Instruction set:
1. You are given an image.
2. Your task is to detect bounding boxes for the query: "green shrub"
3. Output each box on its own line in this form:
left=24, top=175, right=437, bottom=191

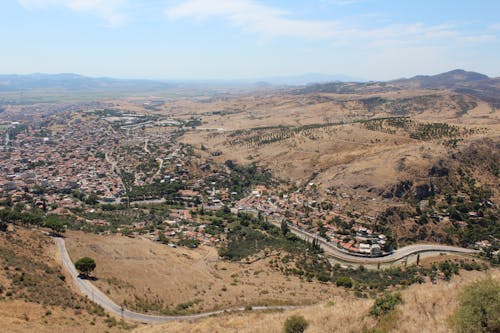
left=335, top=276, right=353, bottom=288
left=284, top=315, right=309, bottom=333
left=175, top=299, right=201, bottom=312
left=317, top=272, right=330, bottom=283
left=370, top=292, right=403, bottom=317
left=451, top=277, right=500, bottom=332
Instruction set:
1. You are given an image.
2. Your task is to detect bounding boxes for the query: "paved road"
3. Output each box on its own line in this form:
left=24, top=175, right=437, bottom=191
left=54, top=237, right=299, bottom=324
left=281, top=222, right=478, bottom=263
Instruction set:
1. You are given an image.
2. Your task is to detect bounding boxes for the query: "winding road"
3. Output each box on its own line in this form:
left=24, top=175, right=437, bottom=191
left=282, top=222, right=479, bottom=263
left=54, top=237, right=299, bottom=324
left=54, top=215, right=478, bottom=323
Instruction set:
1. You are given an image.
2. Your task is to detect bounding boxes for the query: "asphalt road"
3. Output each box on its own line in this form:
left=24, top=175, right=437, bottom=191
left=54, top=237, right=299, bottom=324
left=283, top=223, right=478, bottom=263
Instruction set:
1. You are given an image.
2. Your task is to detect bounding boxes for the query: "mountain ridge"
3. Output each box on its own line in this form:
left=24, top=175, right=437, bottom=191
left=0, top=73, right=172, bottom=92
left=391, top=69, right=491, bottom=89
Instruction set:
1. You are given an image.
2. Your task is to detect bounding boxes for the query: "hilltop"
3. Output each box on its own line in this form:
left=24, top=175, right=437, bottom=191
left=392, top=69, right=490, bottom=89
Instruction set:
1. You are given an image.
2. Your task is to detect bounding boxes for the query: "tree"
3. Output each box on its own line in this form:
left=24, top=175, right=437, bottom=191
left=451, top=277, right=500, bottom=333
left=85, top=192, right=99, bottom=205
left=44, top=218, right=66, bottom=236
left=281, top=220, right=290, bottom=236
left=75, top=257, right=96, bottom=277
left=284, top=315, right=309, bottom=333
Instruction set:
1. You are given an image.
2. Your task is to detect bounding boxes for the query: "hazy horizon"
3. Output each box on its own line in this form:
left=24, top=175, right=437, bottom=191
left=1, top=1, right=500, bottom=80
left=1, top=68, right=498, bottom=85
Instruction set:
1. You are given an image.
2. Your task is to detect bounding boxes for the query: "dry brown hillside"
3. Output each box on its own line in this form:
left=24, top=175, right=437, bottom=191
left=0, top=226, right=134, bottom=332
left=135, top=269, right=499, bottom=333
left=64, top=231, right=342, bottom=314
left=177, top=88, right=499, bottom=245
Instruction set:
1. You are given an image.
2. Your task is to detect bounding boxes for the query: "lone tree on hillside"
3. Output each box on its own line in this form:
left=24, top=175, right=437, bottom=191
left=75, top=257, right=96, bottom=278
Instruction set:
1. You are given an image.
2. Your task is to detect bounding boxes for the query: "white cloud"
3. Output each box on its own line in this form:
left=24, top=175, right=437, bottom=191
left=18, top=0, right=127, bottom=26
left=166, top=0, right=491, bottom=47
left=166, top=0, right=340, bottom=39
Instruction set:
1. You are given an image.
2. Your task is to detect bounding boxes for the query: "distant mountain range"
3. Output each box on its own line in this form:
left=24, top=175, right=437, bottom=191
left=1, top=70, right=499, bottom=106
left=0, top=72, right=365, bottom=92
left=295, top=69, right=500, bottom=107
left=0, top=73, right=172, bottom=92
left=255, top=73, right=365, bottom=85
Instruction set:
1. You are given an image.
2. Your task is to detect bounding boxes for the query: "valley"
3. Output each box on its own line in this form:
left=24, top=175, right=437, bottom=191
left=0, top=69, right=498, bottom=332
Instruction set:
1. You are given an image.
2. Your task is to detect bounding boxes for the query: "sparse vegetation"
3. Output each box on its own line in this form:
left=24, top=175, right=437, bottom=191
left=1, top=68, right=499, bottom=333
left=370, top=292, right=403, bottom=317
left=362, top=117, right=476, bottom=141
left=451, top=277, right=500, bottom=333
left=0, top=227, right=104, bottom=318
left=284, top=315, right=309, bottom=333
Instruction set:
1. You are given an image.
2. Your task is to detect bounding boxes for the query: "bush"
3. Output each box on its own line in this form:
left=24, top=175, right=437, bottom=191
left=451, top=277, right=500, bottom=332
left=175, top=299, right=201, bottom=312
left=370, top=292, right=403, bottom=317
left=284, top=315, right=309, bottom=333
left=335, top=276, right=353, bottom=288
left=317, top=272, right=331, bottom=283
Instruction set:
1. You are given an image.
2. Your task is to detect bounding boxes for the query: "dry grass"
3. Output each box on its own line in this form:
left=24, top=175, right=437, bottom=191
left=0, top=226, right=135, bottom=332
left=136, top=295, right=376, bottom=333
left=176, top=90, right=499, bottom=225
left=136, top=269, right=499, bottom=333
left=65, top=231, right=342, bottom=314
left=183, top=120, right=477, bottom=218
left=0, top=300, right=128, bottom=333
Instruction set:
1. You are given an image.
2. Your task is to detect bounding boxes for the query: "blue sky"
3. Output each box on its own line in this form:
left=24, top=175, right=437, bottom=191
left=1, top=0, right=499, bottom=80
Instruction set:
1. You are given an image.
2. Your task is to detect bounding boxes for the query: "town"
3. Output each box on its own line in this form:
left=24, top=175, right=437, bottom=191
left=1, top=107, right=393, bottom=256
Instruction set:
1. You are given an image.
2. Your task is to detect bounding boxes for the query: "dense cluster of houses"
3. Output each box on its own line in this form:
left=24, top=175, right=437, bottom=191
left=0, top=117, right=124, bottom=203
left=2, top=109, right=388, bottom=256
left=236, top=185, right=390, bottom=256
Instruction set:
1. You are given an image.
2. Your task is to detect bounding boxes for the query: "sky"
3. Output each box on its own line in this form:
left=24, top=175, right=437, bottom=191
left=1, top=0, right=499, bottom=81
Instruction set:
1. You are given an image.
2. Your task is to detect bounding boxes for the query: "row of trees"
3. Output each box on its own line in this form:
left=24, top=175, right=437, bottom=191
left=0, top=208, right=67, bottom=236
left=362, top=117, right=476, bottom=141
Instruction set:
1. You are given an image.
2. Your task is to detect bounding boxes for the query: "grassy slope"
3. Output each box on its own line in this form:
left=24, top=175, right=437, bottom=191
left=64, top=231, right=341, bottom=314
left=136, top=269, right=499, bottom=333
left=0, top=226, right=134, bottom=332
